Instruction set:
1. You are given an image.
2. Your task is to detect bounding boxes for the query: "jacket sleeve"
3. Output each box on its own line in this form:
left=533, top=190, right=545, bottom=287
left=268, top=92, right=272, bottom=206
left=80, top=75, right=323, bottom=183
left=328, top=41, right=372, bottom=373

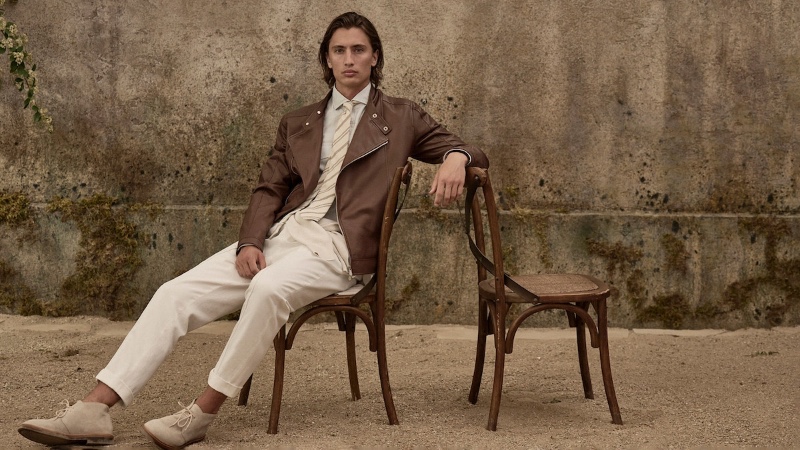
left=237, top=115, right=299, bottom=250
left=408, top=102, right=489, bottom=169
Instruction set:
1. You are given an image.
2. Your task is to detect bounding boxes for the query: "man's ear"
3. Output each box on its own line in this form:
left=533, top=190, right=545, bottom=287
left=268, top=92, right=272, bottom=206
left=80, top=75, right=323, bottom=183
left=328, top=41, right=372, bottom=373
left=326, top=54, right=332, bottom=68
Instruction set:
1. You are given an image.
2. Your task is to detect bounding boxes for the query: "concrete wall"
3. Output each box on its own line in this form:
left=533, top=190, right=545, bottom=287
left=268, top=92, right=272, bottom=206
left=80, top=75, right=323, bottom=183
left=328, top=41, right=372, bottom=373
left=1, top=1, right=798, bottom=328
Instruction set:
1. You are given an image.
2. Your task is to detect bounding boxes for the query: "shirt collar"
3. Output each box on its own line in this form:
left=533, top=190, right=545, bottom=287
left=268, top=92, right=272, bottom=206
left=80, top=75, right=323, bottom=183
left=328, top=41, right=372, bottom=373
left=331, top=84, right=371, bottom=110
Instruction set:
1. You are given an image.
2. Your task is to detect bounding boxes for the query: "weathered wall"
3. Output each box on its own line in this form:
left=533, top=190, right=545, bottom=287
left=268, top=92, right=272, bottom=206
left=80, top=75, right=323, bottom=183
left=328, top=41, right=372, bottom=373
left=1, top=1, right=798, bottom=328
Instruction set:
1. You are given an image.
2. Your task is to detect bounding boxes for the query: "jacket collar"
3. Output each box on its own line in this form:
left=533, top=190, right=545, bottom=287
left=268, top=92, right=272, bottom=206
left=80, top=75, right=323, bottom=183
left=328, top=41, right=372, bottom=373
left=343, top=87, right=391, bottom=167
left=288, top=87, right=392, bottom=186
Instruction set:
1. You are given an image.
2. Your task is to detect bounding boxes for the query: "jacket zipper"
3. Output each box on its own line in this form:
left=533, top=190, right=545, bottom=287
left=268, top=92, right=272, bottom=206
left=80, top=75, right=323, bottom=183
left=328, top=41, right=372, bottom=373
left=336, top=140, right=389, bottom=277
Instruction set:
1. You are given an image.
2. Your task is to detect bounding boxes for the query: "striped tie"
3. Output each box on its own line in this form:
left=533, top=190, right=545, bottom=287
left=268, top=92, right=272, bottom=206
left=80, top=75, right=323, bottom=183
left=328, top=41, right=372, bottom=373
left=298, top=100, right=355, bottom=221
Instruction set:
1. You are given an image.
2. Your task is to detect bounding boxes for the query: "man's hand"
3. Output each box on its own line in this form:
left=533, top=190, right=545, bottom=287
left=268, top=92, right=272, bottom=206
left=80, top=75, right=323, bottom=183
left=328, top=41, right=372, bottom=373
left=236, top=245, right=267, bottom=278
left=429, top=152, right=468, bottom=207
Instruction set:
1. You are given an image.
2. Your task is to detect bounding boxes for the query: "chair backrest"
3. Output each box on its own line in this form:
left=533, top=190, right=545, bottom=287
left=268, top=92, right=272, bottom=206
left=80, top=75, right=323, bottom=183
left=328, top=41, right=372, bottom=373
left=464, top=167, right=540, bottom=305
left=377, top=162, right=413, bottom=281
left=349, top=161, right=412, bottom=305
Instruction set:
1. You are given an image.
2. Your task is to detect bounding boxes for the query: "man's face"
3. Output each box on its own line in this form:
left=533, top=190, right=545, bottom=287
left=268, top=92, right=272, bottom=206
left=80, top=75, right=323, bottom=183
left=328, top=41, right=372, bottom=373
left=326, top=27, right=378, bottom=96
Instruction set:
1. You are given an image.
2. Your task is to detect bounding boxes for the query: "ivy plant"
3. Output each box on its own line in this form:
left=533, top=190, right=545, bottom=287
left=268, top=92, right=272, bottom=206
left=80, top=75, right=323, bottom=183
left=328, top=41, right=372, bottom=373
left=1, top=0, right=52, bottom=131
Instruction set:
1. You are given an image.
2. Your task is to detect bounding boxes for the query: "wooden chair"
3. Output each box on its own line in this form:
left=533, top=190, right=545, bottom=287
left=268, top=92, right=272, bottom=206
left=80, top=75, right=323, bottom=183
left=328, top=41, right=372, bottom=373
left=237, top=162, right=412, bottom=433
left=463, top=167, right=622, bottom=430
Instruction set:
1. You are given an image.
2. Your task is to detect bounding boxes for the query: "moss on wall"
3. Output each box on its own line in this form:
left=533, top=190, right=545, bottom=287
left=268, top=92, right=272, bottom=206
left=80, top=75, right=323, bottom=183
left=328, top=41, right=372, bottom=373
left=661, top=233, right=689, bottom=273
left=498, top=185, right=519, bottom=210
left=414, top=194, right=446, bottom=222
left=718, top=217, right=799, bottom=326
left=625, top=268, right=647, bottom=310
left=0, top=191, right=42, bottom=315
left=47, top=194, right=161, bottom=319
left=586, top=238, right=643, bottom=277
left=586, top=237, right=693, bottom=328
left=501, top=244, right=518, bottom=275
left=0, top=260, right=41, bottom=315
left=386, top=273, right=420, bottom=314
left=0, top=191, right=33, bottom=228
left=587, top=217, right=798, bottom=328
left=640, top=293, right=692, bottom=329
left=0, top=190, right=38, bottom=243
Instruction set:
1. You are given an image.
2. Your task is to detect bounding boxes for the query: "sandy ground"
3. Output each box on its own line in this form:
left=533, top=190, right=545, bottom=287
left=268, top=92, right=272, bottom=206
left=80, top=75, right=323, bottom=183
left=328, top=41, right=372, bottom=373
left=1, top=314, right=798, bottom=449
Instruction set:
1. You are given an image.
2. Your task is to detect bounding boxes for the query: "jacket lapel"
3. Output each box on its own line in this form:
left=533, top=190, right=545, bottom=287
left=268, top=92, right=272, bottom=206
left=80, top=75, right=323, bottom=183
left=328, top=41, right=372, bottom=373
left=287, top=95, right=330, bottom=190
left=288, top=89, right=391, bottom=185
left=343, top=88, right=390, bottom=168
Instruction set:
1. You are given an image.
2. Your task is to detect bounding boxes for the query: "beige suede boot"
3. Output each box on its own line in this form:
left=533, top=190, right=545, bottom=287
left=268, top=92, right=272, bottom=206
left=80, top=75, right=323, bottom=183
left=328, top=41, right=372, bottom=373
left=18, top=400, right=114, bottom=446
left=142, top=401, right=216, bottom=450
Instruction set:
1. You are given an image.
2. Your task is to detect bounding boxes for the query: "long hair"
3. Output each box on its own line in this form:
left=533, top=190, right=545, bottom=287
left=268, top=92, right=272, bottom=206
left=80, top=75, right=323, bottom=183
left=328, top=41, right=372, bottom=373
left=318, top=12, right=384, bottom=88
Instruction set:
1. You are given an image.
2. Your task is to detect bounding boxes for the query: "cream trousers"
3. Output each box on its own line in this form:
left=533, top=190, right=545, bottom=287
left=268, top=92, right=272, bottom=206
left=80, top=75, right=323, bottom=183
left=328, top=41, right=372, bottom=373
left=95, top=233, right=356, bottom=406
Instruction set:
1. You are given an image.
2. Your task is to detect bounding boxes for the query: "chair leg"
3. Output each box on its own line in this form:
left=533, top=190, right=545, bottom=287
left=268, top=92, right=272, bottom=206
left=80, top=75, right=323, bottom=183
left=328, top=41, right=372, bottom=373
left=487, top=314, right=506, bottom=431
left=468, top=298, right=489, bottom=404
left=574, top=305, right=594, bottom=399
left=268, top=326, right=287, bottom=434
left=596, top=300, right=623, bottom=425
left=373, top=311, right=399, bottom=425
left=370, top=302, right=400, bottom=425
left=238, top=374, right=253, bottom=406
left=344, top=312, right=361, bottom=401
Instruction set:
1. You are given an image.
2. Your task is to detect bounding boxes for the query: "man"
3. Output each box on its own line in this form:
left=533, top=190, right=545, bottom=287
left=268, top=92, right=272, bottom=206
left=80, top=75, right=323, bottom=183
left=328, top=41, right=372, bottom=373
left=19, top=11, right=489, bottom=449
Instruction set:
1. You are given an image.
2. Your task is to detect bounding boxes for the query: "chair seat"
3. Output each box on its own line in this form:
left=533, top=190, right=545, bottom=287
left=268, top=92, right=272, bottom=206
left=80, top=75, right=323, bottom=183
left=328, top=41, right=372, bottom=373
left=310, top=285, right=376, bottom=306
left=337, top=283, right=368, bottom=296
left=479, top=273, right=609, bottom=303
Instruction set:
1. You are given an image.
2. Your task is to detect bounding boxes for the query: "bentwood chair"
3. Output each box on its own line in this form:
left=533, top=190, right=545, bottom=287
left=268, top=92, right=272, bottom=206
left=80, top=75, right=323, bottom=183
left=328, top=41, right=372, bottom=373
left=463, top=167, right=623, bottom=430
left=237, top=162, right=412, bottom=434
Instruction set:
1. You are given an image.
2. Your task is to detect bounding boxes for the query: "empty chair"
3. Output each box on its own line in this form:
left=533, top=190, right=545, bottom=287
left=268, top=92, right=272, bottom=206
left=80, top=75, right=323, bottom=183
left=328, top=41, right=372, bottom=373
left=463, top=167, right=622, bottom=430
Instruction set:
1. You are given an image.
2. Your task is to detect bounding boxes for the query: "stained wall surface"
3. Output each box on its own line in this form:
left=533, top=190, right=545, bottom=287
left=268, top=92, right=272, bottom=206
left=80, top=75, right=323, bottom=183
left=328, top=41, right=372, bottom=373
left=1, top=1, right=798, bottom=328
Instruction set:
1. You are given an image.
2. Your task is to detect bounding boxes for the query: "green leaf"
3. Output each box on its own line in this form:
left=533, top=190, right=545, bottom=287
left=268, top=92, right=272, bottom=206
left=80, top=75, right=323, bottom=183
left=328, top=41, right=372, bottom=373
left=10, top=62, right=26, bottom=76
left=32, top=64, right=36, bottom=71
left=34, top=112, right=42, bottom=122
left=32, top=105, right=39, bottom=113
left=24, top=97, right=30, bottom=108
left=14, top=77, right=23, bottom=84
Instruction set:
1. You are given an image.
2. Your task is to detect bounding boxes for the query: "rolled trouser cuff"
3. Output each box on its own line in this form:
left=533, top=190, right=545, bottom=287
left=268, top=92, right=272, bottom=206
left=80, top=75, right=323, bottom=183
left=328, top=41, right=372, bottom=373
left=96, top=368, right=135, bottom=407
left=207, top=368, right=241, bottom=398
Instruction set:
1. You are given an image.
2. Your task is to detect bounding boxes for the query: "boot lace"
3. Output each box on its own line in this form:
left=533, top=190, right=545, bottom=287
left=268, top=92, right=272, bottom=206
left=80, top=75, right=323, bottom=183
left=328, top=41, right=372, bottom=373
left=54, top=400, right=72, bottom=419
left=169, top=401, right=196, bottom=429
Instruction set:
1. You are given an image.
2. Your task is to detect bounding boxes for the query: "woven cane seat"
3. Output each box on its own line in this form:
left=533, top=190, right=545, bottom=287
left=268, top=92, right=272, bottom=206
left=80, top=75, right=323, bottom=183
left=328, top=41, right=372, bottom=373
left=479, top=273, right=609, bottom=303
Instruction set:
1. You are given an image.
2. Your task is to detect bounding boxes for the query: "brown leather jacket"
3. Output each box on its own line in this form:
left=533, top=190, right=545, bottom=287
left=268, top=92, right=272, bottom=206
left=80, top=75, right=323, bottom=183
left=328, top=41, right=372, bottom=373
left=238, top=88, right=489, bottom=274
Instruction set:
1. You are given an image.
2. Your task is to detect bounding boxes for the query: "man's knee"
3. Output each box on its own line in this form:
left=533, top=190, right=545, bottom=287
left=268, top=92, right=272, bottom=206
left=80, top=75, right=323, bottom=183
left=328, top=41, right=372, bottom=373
left=153, top=278, right=182, bottom=301
left=145, top=277, right=193, bottom=314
